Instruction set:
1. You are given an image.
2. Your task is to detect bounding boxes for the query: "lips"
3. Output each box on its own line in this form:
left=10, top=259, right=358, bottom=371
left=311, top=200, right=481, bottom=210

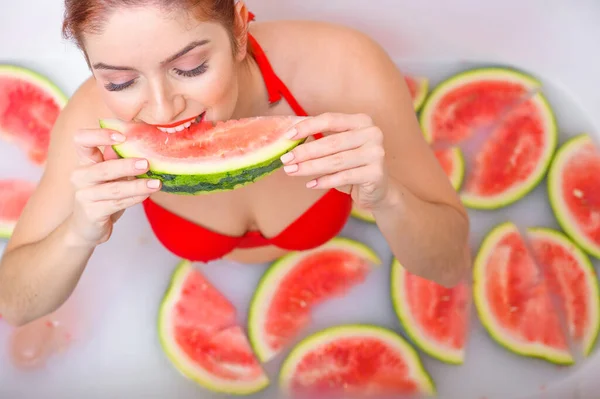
left=154, top=112, right=206, bottom=133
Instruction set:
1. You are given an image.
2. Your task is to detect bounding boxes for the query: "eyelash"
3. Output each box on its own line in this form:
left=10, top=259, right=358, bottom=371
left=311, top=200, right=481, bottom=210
left=104, top=62, right=209, bottom=92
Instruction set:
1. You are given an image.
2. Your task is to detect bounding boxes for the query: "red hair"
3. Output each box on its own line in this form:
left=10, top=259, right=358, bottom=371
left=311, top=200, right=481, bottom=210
left=62, top=0, right=251, bottom=55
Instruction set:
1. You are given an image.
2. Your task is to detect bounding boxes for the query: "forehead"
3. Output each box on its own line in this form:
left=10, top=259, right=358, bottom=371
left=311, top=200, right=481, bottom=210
left=83, top=6, right=229, bottom=64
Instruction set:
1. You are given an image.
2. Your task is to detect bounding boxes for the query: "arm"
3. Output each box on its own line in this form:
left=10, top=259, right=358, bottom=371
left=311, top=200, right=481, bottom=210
left=283, top=26, right=471, bottom=287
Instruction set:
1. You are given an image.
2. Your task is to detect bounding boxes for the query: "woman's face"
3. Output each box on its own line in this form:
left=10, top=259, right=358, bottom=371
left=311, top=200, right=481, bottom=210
left=83, top=5, right=245, bottom=132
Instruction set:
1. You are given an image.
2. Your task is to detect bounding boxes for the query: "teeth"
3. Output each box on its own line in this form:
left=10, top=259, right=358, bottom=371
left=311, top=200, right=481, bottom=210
left=157, top=116, right=201, bottom=134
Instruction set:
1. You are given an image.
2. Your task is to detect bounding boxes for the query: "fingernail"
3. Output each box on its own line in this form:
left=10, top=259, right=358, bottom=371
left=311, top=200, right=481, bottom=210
left=285, top=128, right=297, bottom=139
left=283, top=164, right=298, bottom=173
left=147, top=179, right=161, bottom=189
left=280, top=152, right=294, bottom=164
left=306, top=179, right=317, bottom=188
left=111, top=133, right=125, bottom=142
left=135, top=159, right=148, bottom=170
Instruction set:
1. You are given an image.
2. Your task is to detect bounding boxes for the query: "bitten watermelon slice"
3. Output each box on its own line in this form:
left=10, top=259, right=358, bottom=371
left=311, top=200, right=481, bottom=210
left=101, top=115, right=306, bottom=195
left=158, top=260, right=269, bottom=394
left=419, top=67, right=557, bottom=209
left=390, top=258, right=470, bottom=364
left=405, top=75, right=429, bottom=112
left=279, top=324, right=436, bottom=397
left=473, top=222, right=600, bottom=364
left=247, top=237, right=380, bottom=363
left=0, top=65, right=68, bottom=165
left=0, top=179, right=37, bottom=239
left=548, top=133, right=600, bottom=259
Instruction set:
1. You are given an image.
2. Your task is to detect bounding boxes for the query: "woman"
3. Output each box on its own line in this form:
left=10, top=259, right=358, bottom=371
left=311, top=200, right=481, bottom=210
left=0, top=0, right=470, bottom=326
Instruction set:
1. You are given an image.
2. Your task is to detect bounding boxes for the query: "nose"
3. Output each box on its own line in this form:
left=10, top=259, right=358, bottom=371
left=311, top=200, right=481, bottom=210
left=146, top=79, right=185, bottom=124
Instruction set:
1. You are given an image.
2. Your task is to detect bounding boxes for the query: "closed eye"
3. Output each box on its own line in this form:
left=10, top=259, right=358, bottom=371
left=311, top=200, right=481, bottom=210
left=104, top=79, right=136, bottom=92
left=174, top=62, right=208, bottom=77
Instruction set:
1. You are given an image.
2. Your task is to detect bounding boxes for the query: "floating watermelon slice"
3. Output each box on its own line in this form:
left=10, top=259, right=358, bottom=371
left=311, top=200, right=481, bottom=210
left=548, top=133, right=600, bottom=259
left=0, top=179, right=37, bottom=239
left=473, top=222, right=600, bottom=364
left=247, top=237, right=380, bottom=363
left=101, top=115, right=306, bottom=195
left=278, top=324, right=436, bottom=397
left=405, top=75, right=429, bottom=112
left=390, top=258, right=470, bottom=364
left=0, top=65, right=68, bottom=165
left=351, top=146, right=464, bottom=223
left=157, top=260, right=269, bottom=394
left=419, top=67, right=557, bottom=209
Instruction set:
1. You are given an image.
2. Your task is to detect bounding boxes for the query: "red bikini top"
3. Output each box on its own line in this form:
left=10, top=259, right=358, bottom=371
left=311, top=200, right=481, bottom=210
left=142, top=13, right=353, bottom=262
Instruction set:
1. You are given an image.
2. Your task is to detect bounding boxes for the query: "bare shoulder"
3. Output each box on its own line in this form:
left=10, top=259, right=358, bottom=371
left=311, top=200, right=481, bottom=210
left=249, top=20, right=403, bottom=114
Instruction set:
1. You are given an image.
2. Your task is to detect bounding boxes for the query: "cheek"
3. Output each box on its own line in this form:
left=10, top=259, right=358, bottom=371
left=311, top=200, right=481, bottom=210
left=188, top=59, right=239, bottom=117
left=96, top=83, right=142, bottom=122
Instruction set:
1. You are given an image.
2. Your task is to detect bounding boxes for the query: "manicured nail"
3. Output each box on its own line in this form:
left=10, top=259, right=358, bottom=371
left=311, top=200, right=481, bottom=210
left=135, top=159, right=148, bottom=170
left=283, top=164, right=298, bottom=173
left=111, top=133, right=125, bottom=142
left=147, top=179, right=161, bottom=189
left=306, top=179, right=317, bottom=188
left=280, top=152, right=295, bottom=164
left=285, top=128, right=297, bottom=139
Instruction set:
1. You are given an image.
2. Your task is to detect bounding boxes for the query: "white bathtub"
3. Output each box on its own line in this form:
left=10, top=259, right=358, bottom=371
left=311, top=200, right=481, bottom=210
left=1, top=1, right=599, bottom=398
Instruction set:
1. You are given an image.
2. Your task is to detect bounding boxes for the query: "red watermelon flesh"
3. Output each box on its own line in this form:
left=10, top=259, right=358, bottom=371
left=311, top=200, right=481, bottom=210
left=463, top=99, right=549, bottom=198
left=0, top=179, right=37, bottom=238
left=0, top=66, right=67, bottom=165
left=264, top=250, right=371, bottom=353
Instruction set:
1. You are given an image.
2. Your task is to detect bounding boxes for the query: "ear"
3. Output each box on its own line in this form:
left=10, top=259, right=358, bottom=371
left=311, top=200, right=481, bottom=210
left=233, top=1, right=249, bottom=61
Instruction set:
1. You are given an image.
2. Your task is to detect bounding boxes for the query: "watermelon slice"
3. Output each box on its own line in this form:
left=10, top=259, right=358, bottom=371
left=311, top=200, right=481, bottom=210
left=548, top=133, right=600, bottom=259
left=247, top=237, right=380, bottom=363
left=351, top=146, right=464, bottom=223
left=157, top=260, right=269, bottom=394
left=101, top=115, right=307, bottom=194
left=405, top=75, right=429, bottom=112
left=390, top=257, right=470, bottom=364
left=0, top=65, right=68, bottom=165
left=419, top=67, right=557, bottom=209
left=473, top=222, right=600, bottom=364
left=0, top=179, right=37, bottom=239
left=278, top=324, right=436, bottom=397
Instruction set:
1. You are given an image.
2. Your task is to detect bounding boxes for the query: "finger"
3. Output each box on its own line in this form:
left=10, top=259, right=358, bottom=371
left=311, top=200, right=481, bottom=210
left=87, top=194, right=151, bottom=220
left=284, top=147, right=369, bottom=177
left=73, top=128, right=126, bottom=165
left=71, top=158, right=150, bottom=188
left=306, top=165, right=380, bottom=190
left=281, top=128, right=373, bottom=165
left=286, top=112, right=374, bottom=140
left=77, top=178, right=161, bottom=202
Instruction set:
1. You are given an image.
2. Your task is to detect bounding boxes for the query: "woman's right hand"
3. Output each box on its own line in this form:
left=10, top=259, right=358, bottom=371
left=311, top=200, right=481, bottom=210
left=68, top=128, right=162, bottom=246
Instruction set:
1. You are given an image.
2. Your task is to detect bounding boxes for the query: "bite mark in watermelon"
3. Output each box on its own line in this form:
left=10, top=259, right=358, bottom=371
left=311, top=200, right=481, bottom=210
left=101, top=116, right=307, bottom=195
left=247, top=237, right=381, bottom=363
left=158, top=260, right=269, bottom=394
left=419, top=67, right=557, bottom=209
left=0, top=65, right=68, bottom=165
left=473, top=222, right=600, bottom=364
left=548, top=133, right=600, bottom=259
left=0, top=179, right=37, bottom=239
left=390, top=258, right=470, bottom=365
left=404, top=75, right=429, bottom=112
left=278, top=324, right=436, bottom=397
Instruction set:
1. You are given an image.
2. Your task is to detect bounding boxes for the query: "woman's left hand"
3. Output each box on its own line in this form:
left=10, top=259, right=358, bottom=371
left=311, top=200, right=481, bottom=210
left=280, top=112, right=392, bottom=209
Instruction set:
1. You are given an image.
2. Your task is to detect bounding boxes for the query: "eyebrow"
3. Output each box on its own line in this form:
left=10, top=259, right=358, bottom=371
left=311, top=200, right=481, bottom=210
left=92, top=39, right=210, bottom=71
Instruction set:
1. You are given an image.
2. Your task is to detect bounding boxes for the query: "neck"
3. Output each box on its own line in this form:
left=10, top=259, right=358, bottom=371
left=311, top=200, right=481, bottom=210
left=230, top=55, right=271, bottom=119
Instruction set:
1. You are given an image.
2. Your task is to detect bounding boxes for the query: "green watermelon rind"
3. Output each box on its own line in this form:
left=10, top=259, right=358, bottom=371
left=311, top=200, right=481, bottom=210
left=0, top=64, right=69, bottom=109
left=473, top=221, right=599, bottom=365
left=418, top=66, right=542, bottom=144
left=278, top=324, right=436, bottom=397
left=390, top=258, right=465, bottom=365
left=157, top=260, right=270, bottom=395
left=350, top=146, right=465, bottom=224
left=100, top=118, right=307, bottom=195
left=460, top=92, right=558, bottom=210
left=247, top=237, right=381, bottom=363
left=526, top=226, right=600, bottom=357
left=0, top=224, right=14, bottom=239
left=412, top=76, right=429, bottom=112
left=547, top=133, right=600, bottom=260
